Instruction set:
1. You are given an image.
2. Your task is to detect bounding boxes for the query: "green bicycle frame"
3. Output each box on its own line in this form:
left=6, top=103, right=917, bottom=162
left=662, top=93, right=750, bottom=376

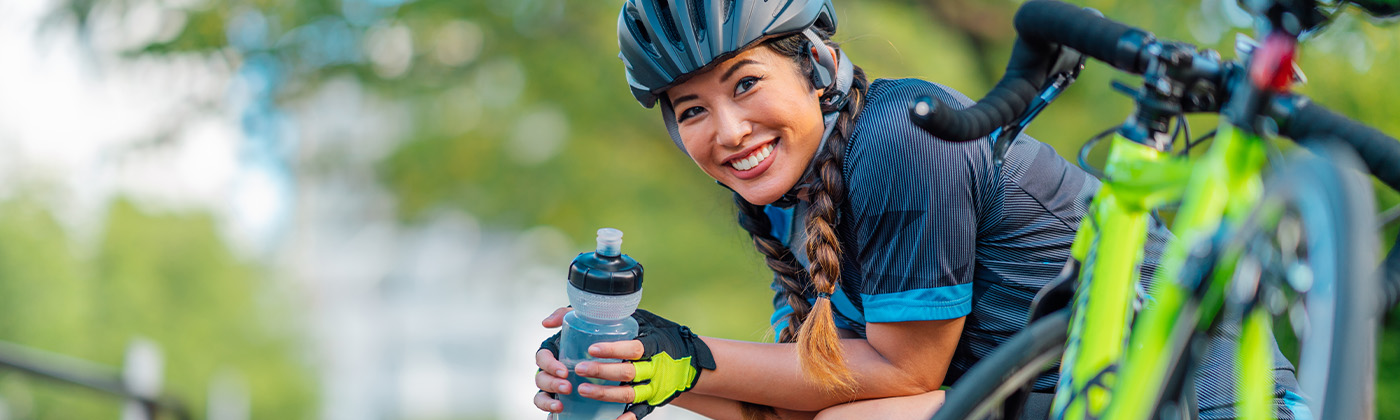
left=1053, top=121, right=1278, bottom=420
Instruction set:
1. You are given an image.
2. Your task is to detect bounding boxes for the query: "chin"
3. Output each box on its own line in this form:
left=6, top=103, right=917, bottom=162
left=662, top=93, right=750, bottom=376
left=734, top=187, right=784, bottom=206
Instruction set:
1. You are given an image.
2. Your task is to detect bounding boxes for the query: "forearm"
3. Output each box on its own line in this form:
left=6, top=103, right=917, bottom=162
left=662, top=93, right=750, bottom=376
left=671, top=393, right=818, bottom=420
left=691, top=336, right=940, bottom=412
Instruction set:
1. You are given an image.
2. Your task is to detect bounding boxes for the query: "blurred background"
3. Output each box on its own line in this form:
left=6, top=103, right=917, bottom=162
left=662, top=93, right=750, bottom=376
left=0, top=0, right=1397, bottom=418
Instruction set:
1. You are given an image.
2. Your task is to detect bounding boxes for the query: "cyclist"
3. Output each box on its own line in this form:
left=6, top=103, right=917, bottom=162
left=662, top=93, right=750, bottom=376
left=533, top=1, right=1305, bottom=418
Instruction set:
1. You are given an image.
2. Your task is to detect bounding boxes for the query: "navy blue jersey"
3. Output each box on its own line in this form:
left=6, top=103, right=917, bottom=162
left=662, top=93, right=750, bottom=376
left=767, top=78, right=1307, bottom=419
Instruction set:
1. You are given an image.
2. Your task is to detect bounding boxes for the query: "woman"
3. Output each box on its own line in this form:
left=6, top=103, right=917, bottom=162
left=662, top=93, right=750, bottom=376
left=533, top=1, right=1304, bottom=419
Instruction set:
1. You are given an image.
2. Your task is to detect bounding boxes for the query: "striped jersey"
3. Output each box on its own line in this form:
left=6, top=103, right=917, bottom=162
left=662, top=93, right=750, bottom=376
left=766, top=78, right=1307, bottom=419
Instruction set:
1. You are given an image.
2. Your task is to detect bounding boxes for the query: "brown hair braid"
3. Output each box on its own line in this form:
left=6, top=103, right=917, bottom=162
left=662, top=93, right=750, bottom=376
left=733, top=29, right=869, bottom=409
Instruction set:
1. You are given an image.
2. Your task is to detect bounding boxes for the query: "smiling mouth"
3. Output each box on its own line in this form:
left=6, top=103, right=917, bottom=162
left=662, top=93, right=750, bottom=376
left=729, top=142, right=775, bottom=171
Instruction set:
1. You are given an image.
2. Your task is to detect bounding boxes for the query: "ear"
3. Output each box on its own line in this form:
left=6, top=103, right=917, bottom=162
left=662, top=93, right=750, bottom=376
left=802, top=29, right=838, bottom=89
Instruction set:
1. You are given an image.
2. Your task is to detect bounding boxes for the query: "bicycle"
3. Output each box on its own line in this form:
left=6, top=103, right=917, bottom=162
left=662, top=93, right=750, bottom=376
left=903, top=0, right=1400, bottom=418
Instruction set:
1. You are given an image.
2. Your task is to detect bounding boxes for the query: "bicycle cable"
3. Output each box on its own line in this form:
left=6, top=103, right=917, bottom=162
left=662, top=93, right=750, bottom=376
left=1180, top=129, right=1218, bottom=157
left=1078, top=126, right=1117, bottom=181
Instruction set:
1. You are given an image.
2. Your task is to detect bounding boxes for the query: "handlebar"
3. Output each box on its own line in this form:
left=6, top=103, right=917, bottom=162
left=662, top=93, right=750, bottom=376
left=912, top=1, right=1400, bottom=190
left=907, top=39, right=1050, bottom=141
left=1272, top=95, right=1400, bottom=189
left=911, top=0, right=1400, bottom=310
left=1012, top=0, right=1154, bottom=74
left=908, top=1, right=1153, bottom=141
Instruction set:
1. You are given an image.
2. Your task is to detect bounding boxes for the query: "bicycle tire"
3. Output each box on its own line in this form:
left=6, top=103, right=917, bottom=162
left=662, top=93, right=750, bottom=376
left=931, top=310, right=1069, bottom=420
left=1232, top=144, right=1378, bottom=419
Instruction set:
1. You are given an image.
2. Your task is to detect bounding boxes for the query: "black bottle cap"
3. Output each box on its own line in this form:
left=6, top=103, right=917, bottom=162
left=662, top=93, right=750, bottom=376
left=568, top=252, right=643, bottom=295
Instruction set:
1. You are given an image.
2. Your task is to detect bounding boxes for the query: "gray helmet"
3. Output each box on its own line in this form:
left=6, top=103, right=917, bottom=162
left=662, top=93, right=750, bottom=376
left=617, top=0, right=838, bottom=108
left=617, top=0, right=853, bottom=158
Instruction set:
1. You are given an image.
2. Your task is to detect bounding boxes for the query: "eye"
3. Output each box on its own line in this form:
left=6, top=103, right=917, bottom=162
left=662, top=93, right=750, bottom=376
left=677, top=106, right=705, bottom=123
left=734, top=76, right=761, bottom=96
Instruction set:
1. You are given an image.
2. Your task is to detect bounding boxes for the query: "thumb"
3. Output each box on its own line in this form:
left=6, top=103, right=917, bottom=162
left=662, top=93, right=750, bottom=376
left=542, top=307, right=572, bottom=328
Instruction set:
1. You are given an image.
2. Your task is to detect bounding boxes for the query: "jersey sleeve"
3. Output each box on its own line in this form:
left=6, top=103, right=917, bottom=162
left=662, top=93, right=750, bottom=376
left=843, top=80, right=983, bottom=323
left=769, top=280, right=858, bottom=341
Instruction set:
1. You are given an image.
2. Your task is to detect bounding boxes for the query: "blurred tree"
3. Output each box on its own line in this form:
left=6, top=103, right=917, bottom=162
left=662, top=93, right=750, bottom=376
left=34, top=0, right=1400, bottom=417
left=0, top=195, right=314, bottom=418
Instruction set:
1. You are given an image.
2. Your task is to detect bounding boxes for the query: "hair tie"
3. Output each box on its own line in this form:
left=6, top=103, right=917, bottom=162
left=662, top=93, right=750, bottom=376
left=816, top=291, right=832, bottom=299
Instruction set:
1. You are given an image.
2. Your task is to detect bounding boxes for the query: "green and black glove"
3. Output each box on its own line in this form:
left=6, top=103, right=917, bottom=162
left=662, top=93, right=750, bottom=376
left=535, top=309, right=716, bottom=419
left=624, top=309, right=716, bottom=419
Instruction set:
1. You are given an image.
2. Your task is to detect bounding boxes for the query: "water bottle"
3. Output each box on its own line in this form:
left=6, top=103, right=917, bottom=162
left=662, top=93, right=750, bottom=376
left=553, top=228, right=643, bottom=420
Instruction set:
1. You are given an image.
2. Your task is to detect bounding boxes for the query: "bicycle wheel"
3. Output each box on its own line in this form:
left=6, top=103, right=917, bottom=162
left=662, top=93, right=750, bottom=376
left=931, top=310, right=1069, bottom=420
left=1230, top=144, right=1378, bottom=419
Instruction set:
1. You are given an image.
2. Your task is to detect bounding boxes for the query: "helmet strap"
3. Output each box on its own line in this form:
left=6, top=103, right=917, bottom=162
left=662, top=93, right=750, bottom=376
left=775, top=46, right=852, bottom=208
left=661, top=97, right=687, bottom=153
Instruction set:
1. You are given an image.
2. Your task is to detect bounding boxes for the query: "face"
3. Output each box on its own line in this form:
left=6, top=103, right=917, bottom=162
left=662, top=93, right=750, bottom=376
left=665, top=46, right=825, bottom=206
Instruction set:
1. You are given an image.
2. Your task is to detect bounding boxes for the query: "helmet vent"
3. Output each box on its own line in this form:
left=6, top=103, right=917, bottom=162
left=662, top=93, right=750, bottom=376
left=688, top=0, right=707, bottom=42
left=723, top=0, right=734, bottom=23
left=655, top=0, right=685, bottom=51
left=626, top=8, right=660, bottom=57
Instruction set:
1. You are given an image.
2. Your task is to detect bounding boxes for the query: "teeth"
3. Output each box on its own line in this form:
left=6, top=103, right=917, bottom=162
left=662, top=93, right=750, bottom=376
left=730, top=143, right=773, bottom=171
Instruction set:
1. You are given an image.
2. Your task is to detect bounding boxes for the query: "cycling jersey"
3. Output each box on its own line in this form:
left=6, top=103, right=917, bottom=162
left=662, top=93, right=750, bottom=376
left=768, top=78, right=1307, bottom=419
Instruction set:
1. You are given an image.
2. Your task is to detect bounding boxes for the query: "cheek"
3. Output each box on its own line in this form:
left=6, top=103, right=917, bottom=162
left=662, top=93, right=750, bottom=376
left=677, top=128, right=707, bottom=159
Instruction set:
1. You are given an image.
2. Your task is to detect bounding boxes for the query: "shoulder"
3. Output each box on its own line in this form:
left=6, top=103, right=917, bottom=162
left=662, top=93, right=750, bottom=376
left=843, top=79, right=991, bottom=207
left=859, top=78, right=977, bottom=119
left=846, top=78, right=986, bottom=164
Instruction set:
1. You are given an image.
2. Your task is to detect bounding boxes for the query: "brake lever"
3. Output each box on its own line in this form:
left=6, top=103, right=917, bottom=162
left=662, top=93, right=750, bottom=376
left=991, top=44, right=1087, bottom=166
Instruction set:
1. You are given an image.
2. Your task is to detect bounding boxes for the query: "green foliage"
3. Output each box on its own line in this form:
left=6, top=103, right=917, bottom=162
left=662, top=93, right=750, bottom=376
left=35, top=0, right=1400, bottom=417
left=0, top=196, right=314, bottom=418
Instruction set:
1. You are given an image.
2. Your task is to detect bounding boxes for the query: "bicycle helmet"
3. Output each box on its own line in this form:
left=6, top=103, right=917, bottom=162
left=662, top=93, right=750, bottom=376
left=617, top=0, right=854, bottom=155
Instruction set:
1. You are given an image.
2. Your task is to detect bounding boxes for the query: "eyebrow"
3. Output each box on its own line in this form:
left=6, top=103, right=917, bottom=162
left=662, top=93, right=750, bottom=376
left=671, top=93, right=699, bottom=107
left=671, top=59, right=760, bottom=107
left=720, top=59, right=759, bottom=82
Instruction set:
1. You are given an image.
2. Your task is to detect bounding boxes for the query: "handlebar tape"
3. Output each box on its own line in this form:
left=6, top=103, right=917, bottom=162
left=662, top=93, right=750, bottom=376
left=1013, top=0, right=1153, bottom=74
left=1280, top=98, right=1400, bottom=192
left=908, top=39, right=1044, bottom=141
left=909, top=0, right=1154, bottom=141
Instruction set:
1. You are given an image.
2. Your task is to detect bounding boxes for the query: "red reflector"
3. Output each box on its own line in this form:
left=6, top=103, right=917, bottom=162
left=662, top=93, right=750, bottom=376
left=1249, top=32, right=1298, bottom=92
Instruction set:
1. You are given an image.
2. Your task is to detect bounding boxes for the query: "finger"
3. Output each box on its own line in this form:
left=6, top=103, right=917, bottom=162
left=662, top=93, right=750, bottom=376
left=632, top=381, right=658, bottom=404
left=588, top=340, right=645, bottom=360
left=535, top=370, right=572, bottom=395
left=542, top=307, right=572, bottom=328
left=575, top=360, right=638, bottom=382
left=535, top=349, right=569, bottom=378
left=533, top=390, right=564, bottom=413
left=576, top=382, right=637, bottom=404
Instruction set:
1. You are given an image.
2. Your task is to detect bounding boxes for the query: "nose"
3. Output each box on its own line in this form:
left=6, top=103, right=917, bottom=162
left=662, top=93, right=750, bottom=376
left=713, top=107, right=752, bottom=148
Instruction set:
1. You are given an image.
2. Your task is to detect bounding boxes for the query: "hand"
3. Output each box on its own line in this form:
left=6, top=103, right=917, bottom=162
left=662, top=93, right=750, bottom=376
left=533, top=307, right=573, bottom=414
left=534, top=307, right=652, bottom=419
left=534, top=309, right=715, bottom=419
left=577, top=310, right=717, bottom=419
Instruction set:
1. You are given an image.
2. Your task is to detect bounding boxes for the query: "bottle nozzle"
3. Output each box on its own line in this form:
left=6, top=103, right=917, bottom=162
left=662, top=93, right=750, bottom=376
left=595, top=228, right=624, bottom=257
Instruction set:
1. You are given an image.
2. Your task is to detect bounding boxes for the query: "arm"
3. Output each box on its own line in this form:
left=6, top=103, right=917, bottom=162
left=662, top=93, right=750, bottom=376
left=537, top=320, right=963, bottom=417
left=669, top=393, right=818, bottom=420
left=571, top=316, right=963, bottom=413
left=687, top=317, right=964, bottom=411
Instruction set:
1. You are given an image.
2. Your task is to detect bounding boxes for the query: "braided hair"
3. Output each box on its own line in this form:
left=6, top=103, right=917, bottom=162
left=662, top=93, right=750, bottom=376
left=733, top=29, right=869, bottom=407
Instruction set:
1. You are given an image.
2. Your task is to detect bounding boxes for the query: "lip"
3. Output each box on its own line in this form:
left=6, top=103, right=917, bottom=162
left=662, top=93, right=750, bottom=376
left=727, top=139, right=778, bottom=180
left=722, top=139, right=778, bottom=164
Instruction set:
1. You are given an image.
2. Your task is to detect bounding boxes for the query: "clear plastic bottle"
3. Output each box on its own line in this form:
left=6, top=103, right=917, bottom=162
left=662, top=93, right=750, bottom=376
left=553, top=228, right=643, bottom=420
